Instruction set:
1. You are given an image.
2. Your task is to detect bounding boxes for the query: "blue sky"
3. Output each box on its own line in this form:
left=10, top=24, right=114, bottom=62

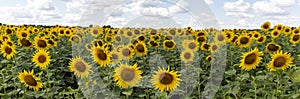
left=0, top=0, right=299, bottom=29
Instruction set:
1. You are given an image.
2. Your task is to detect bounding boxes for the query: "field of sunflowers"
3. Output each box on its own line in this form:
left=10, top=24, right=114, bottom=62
left=1, top=21, right=300, bottom=98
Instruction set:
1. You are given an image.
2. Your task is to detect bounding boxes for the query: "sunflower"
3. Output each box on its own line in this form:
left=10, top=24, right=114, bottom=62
left=68, top=56, right=91, bottom=78
left=92, top=40, right=104, bottom=47
left=206, top=55, right=212, bottom=63
left=293, top=28, right=300, bottom=34
left=114, top=35, right=122, bottom=43
left=58, top=28, right=65, bottom=36
left=18, top=70, right=43, bottom=91
left=151, top=66, right=181, bottom=92
left=256, top=35, right=266, bottom=44
left=34, top=37, right=49, bottom=50
left=150, top=35, right=161, bottom=41
left=148, top=40, right=160, bottom=48
left=18, top=38, right=33, bottom=49
left=163, top=40, right=176, bottom=50
left=90, top=27, right=100, bottom=37
left=119, top=45, right=134, bottom=60
left=239, top=48, right=263, bottom=71
left=200, top=43, right=210, bottom=51
left=113, top=63, right=142, bottom=88
left=0, top=43, right=17, bottom=60
left=237, top=35, right=252, bottom=48
left=0, top=34, right=11, bottom=41
left=182, top=40, right=199, bottom=52
left=85, top=44, right=92, bottom=51
left=111, top=50, right=121, bottom=63
left=32, top=50, right=51, bottom=69
left=283, top=26, right=292, bottom=35
left=267, top=51, right=293, bottom=71
left=271, top=29, right=281, bottom=38
left=274, top=24, right=283, bottom=31
left=265, top=42, right=281, bottom=53
left=168, top=29, right=177, bottom=36
left=210, top=43, right=220, bottom=53
left=214, top=33, right=225, bottom=43
left=17, top=31, right=30, bottom=39
left=124, top=30, right=134, bottom=39
left=69, top=35, right=82, bottom=44
left=289, top=33, right=300, bottom=44
left=92, top=46, right=111, bottom=67
left=64, top=28, right=73, bottom=36
left=224, top=31, right=234, bottom=43
left=252, top=31, right=261, bottom=40
left=196, top=36, right=206, bottom=43
left=261, top=21, right=271, bottom=31
left=47, top=39, right=57, bottom=48
left=180, top=50, right=194, bottom=63
left=134, top=41, right=148, bottom=56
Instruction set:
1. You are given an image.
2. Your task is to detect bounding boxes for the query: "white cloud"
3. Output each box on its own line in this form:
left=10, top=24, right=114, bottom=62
left=204, top=0, right=214, bottom=5
left=252, top=1, right=287, bottom=15
left=225, top=12, right=254, bottom=18
left=271, top=0, right=295, bottom=7
left=224, top=0, right=251, bottom=12
left=142, top=7, right=170, bottom=17
left=168, top=0, right=188, bottom=14
left=299, top=0, right=300, bottom=5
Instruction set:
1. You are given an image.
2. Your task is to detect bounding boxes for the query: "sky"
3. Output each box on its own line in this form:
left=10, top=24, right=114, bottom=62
left=0, top=0, right=300, bottom=29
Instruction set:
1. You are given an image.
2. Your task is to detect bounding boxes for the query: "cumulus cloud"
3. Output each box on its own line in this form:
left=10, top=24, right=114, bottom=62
left=252, top=0, right=289, bottom=15
left=224, top=0, right=251, bottom=12
left=271, top=0, right=295, bottom=7
left=168, top=0, right=188, bottom=14
left=204, top=0, right=214, bottom=5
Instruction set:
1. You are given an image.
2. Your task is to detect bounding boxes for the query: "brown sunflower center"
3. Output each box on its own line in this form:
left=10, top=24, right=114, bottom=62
left=292, top=35, right=300, bottom=41
left=170, top=30, right=176, bottom=36
left=37, top=40, right=47, bottom=48
left=285, top=29, right=290, bottom=33
left=122, top=48, right=131, bottom=56
left=203, top=44, right=210, bottom=50
left=217, top=35, right=224, bottom=41
left=257, top=37, right=264, bottom=42
left=136, top=44, right=145, bottom=52
left=24, top=75, right=38, bottom=86
left=267, top=44, right=279, bottom=51
left=197, top=37, right=206, bottom=42
left=4, top=46, right=12, bottom=54
left=38, top=55, right=47, bottom=63
left=93, top=29, right=98, bottom=35
left=165, top=41, right=174, bottom=48
left=97, top=49, right=107, bottom=60
left=212, top=45, right=218, bottom=51
left=127, top=31, right=132, bottom=36
left=138, top=36, right=145, bottom=41
left=188, top=42, right=196, bottom=50
left=121, top=68, right=135, bottom=81
left=112, top=53, right=118, bottom=60
left=21, top=39, right=32, bottom=47
left=74, top=61, right=86, bottom=72
left=262, top=24, right=269, bottom=29
left=254, top=34, right=259, bottom=38
left=22, top=33, right=28, bottom=37
left=240, top=37, right=249, bottom=44
left=184, top=52, right=191, bottom=59
left=159, top=73, right=173, bottom=85
left=273, top=57, right=286, bottom=67
left=273, top=31, right=278, bottom=36
left=245, top=53, right=257, bottom=64
left=294, top=29, right=299, bottom=34
left=115, top=36, right=121, bottom=42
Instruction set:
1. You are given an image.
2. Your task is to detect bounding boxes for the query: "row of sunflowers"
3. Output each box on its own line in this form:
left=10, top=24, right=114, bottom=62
left=1, top=22, right=300, bottom=98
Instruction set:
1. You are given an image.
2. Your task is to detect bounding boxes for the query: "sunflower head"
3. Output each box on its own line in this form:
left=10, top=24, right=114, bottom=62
left=69, top=56, right=91, bottom=78
left=92, top=46, right=111, bottom=67
left=257, top=35, right=266, bottom=44
left=271, top=29, right=281, bottom=38
left=32, top=50, right=51, bottom=69
left=151, top=66, right=181, bottom=92
left=34, top=37, right=49, bottom=50
left=180, top=50, right=195, bottom=63
left=119, top=45, right=134, bottom=60
left=267, top=51, right=293, bottom=71
left=265, top=42, right=281, bottom=53
left=148, top=40, right=159, bottom=48
left=261, top=21, right=271, bottom=31
left=239, top=47, right=263, bottom=71
left=18, top=70, right=43, bottom=91
left=289, top=34, right=300, bottom=44
left=163, top=40, right=176, bottom=50
left=0, top=43, right=17, bottom=60
left=113, top=63, right=142, bottom=88
left=18, top=38, right=33, bottom=49
left=237, top=35, right=252, bottom=48
left=134, top=41, right=148, bottom=56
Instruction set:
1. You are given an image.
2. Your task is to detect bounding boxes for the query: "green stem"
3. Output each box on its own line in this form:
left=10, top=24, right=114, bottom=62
left=276, top=74, right=280, bottom=97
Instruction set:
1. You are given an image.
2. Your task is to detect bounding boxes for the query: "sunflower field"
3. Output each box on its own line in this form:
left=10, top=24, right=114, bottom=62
left=1, top=21, right=300, bottom=99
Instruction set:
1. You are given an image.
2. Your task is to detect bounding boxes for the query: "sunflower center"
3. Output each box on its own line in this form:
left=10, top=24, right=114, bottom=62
left=170, top=30, right=176, bottom=36
left=188, top=42, right=196, bottom=49
left=97, top=49, right=107, bottom=60
left=285, top=29, right=290, bottom=32
left=38, top=55, right=47, bottom=63
left=245, top=53, right=257, bottom=64
left=159, top=73, right=173, bottom=85
left=240, top=37, right=249, bottom=44
left=93, top=30, right=98, bottom=35
left=4, top=46, right=12, bottom=54
left=273, top=31, right=278, bottom=36
left=293, top=35, right=300, bottom=41
left=165, top=41, right=174, bottom=48
left=217, top=35, right=224, bottom=41
left=37, top=40, right=47, bottom=48
left=197, top=37, right=206, bottom=42
left=267, top=44, right=279, bottom=51
left=134, top=30, right=140, bottom=35
left=136, top=44, right=145, bottom=52
left=198, top=32, right=205, bottom=36
left=75, top=61, right=86, bottom=72
left=184, top=52, right=191, bottom=59
left=127, top=31, right=132, bottom=36
left=258, top=37, right=264, bottom=42
left=48, top=40, right=54, bottom=45
left=294, top=29, right=299, bottom=34
left=112, top=53, right=118, bottom=60
left=263, top=24, right=269, bottom=29
left=24, top=75, right=37, bottom=86
left=122, top=48, right=131, bottom=56
left=203, top=44, right=210, bottom=49
left=254, top=34, right=259, bottom=38
left=22, top=33, right=28, bottom=37
left=115, top=36, right=121, bottom=41
left=277, top=26, right=282, bottom=30
left=138, top=36, right=145, bottom=41
left=121, top=68, right=135, bottom=81
left=6, top=29, right=12, bottom=34
left=273, top=57, right=286, bottom=67
left=212, top=45, right=218, bottom=51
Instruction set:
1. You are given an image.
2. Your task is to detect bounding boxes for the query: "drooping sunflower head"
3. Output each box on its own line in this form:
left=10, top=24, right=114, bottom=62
left=265, top=42, right=281, bottom=53
left=261, top=21, right=271, bottom=31
left=113, top=63, right=142, bottom=88
left=163, top=40, right=176, bottom=50
left=92, top=46, right=111, bottom=67
left=0, top=43, right=17, bottom=60
left=18, top=38, right=33, bottom=49
left=180, top=49, right=195, bottom=63
left=200, top=43, right=210, bottom=51
left=151, top=66, right=181, bottom=92
left=134, top=41, right=148, bottom=56
left=68, top=56, right=91, bottom=78
left=239, top=47, right=263, bottom=71
left=18, top=70, right=43, bottom=92
left=32, top=49, right=51, bottom=69
left=148, top=40, right=160, bottom=48
left=196, top=36, right=207, bottom=43
left=267, top=51, right=293, bottom=71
